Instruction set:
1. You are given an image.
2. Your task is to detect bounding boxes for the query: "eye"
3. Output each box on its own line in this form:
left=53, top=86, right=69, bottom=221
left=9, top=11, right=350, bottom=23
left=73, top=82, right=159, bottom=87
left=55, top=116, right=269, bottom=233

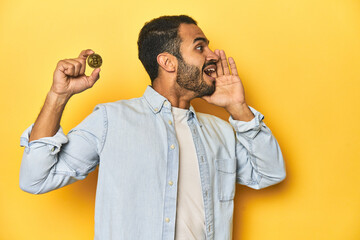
left=196, top=45, right=203, bottom=52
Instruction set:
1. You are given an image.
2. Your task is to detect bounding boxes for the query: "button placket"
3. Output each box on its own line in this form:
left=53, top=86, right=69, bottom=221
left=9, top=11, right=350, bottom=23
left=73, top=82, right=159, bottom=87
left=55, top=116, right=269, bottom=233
left=187, top=118, right=214, bottom=239
left=161, top=109, right=178, bottom=239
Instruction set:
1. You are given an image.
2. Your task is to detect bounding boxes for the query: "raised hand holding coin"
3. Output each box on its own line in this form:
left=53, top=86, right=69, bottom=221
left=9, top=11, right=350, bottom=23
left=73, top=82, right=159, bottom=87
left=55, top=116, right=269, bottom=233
left=51, top=49, right=101, bottom=98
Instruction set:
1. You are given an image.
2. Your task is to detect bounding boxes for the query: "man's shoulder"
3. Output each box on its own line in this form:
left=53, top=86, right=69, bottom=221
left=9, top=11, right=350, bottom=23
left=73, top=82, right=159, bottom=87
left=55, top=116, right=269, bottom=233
left=96, top=96, right=145, bottom=111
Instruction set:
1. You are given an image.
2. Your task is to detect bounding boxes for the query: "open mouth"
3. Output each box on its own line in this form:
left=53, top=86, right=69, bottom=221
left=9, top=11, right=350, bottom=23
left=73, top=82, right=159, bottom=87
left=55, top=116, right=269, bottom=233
left=204, top=66, right=216, bottom=77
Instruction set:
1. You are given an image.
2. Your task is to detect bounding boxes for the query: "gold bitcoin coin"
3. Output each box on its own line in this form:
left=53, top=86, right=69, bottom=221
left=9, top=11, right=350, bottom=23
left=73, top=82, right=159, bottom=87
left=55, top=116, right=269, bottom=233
left=87, top=53, right=102, bottom=68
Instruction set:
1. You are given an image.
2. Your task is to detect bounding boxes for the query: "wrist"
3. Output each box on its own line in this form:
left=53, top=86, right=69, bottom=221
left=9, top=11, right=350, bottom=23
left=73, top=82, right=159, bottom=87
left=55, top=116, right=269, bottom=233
left=48, top=90, right=71, bottom=104
left=45, top=90, right=71, bottom=111
left=226, top=102, right=255, bottom=122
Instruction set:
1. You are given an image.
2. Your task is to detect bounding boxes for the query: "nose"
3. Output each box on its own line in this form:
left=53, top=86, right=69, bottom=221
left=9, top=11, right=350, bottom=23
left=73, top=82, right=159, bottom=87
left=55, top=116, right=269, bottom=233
left=206, top=49, right=219, bottom=62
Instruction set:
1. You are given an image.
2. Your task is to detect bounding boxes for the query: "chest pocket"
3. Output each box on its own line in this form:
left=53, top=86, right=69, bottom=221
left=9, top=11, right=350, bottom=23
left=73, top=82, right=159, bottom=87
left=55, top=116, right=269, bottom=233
left=215, top=158, right=236, bottom=201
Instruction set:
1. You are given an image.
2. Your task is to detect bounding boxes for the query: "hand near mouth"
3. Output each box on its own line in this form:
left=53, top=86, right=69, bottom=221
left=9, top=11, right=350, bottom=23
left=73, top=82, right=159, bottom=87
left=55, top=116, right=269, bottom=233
left=202, top=49, right=255, bottom=121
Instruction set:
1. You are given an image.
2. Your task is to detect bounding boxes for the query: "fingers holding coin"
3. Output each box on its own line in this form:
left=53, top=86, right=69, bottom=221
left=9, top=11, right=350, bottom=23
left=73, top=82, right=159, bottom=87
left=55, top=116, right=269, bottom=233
left=58, top=49, right=102, bottom=77
left=76, top=49, right=102, bottom=68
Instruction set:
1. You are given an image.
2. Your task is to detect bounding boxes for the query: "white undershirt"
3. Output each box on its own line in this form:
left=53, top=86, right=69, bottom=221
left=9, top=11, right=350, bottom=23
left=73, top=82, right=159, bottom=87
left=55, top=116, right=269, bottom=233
left=172, top=107, right=206, bottom=240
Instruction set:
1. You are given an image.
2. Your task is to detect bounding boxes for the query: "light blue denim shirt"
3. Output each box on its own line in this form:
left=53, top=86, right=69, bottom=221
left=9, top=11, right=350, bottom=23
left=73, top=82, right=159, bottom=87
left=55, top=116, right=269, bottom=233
left=20, top=86, right=286, bottom=240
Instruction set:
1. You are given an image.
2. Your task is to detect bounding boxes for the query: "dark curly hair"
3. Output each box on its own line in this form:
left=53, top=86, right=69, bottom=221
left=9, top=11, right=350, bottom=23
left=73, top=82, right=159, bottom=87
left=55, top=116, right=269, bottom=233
left=137, top=15, right=197, bottom=83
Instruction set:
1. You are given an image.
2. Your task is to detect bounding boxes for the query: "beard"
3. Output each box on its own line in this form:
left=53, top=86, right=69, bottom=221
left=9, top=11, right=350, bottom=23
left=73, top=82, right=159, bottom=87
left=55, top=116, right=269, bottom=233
left=176, top=58, right=215, bottom=97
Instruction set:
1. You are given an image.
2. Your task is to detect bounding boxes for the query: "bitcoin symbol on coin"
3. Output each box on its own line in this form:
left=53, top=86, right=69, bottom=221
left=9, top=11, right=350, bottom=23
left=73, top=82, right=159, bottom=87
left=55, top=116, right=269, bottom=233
left=87, top=53, right=102, bottom=68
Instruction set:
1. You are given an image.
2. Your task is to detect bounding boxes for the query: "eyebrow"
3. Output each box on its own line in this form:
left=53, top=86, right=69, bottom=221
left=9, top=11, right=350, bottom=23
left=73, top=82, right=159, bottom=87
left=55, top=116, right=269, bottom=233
left=193, top=37, right=209, bottom=45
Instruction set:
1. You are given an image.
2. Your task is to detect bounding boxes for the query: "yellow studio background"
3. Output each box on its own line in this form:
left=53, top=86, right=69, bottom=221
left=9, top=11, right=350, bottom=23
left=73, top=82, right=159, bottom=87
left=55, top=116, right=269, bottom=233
left=1, top=0, right=359, bottom=239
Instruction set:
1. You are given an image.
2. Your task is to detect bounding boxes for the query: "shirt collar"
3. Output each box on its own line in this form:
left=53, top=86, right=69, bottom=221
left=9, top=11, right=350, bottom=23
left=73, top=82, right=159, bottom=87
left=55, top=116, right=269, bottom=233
left=143, top=86, right=203, bottom=127
left=143, top=85, right=168, bottom=113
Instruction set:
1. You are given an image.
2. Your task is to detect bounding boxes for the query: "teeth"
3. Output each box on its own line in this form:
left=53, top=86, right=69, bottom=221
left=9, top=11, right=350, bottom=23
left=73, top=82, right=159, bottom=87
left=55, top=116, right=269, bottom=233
left=204, top=68, right=216, bottom=76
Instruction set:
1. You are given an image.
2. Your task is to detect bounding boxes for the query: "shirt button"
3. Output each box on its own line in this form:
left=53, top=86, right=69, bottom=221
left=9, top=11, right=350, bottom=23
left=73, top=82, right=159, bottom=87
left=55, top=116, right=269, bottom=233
left=168, top=181, right=173, bottom=186
left=164, top=102, right=168, bottom=106
left=165, top=218, right=170, bottom=223
left=154, top=108, right=159, bottom=112
left=168, top=120, right=172, bottom=125
left=51, top=146, right=55, bottom=152
left=170, top=144, right=175, bottom=149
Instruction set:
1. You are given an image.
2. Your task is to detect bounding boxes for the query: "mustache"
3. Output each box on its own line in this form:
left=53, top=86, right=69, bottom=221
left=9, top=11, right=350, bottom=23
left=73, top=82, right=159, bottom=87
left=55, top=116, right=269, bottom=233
left=202, top=60, right=217, bottom=72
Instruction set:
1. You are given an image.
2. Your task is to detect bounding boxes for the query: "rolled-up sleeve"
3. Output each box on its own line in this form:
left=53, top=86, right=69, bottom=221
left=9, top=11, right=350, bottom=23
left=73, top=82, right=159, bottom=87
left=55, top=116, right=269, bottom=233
left=229, top=106, right=286, bottom=189
left=19, top=104, right=107, bottom=194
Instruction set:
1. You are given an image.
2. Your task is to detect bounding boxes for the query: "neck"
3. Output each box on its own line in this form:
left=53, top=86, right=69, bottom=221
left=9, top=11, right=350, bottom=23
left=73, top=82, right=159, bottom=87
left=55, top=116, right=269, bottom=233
left=152, top=78, right=196, bottom=109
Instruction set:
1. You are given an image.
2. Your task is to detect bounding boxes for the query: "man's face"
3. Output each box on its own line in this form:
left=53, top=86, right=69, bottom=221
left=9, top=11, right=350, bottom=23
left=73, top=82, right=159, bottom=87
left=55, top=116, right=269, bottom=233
left=176, top=24, right=219, bottom=97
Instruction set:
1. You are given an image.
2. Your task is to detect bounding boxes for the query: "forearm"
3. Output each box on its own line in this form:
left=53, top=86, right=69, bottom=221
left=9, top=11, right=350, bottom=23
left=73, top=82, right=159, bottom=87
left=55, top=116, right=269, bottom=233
left=231, top=106, right=286, bottom=189
left=245, top=127, right=285, bottom=183
left=29, top=91, right=71, bottom=142
left=236, top=133, right=286, bottom=189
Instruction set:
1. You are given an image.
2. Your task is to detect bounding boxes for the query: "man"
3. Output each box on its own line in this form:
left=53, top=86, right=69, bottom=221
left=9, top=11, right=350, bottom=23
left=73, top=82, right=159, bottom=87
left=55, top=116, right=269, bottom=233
left=20, top=15, right=286, bottom=240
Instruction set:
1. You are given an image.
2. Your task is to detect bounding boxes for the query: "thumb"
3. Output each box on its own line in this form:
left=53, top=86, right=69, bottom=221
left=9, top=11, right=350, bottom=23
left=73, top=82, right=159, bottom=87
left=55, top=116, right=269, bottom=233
left=86, top=68, right=101, bottom=87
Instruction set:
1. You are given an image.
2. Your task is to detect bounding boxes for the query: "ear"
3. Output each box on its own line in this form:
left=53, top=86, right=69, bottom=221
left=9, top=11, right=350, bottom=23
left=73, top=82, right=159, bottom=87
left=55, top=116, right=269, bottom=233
left=157, top=53, right=177, bottom=73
